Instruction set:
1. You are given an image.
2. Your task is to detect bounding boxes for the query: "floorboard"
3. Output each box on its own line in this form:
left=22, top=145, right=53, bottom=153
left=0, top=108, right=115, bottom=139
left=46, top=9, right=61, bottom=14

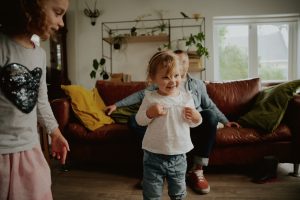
left=51, top=162, right=300, bottom=200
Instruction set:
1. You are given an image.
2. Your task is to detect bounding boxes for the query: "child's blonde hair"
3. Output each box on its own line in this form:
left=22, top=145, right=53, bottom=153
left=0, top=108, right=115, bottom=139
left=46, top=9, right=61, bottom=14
left=147, top=50, right=179, bottom=83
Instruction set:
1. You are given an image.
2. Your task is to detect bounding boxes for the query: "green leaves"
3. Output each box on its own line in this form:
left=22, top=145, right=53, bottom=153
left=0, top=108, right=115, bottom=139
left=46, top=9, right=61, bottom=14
left=90, top=58, right=108, bottom=79
left=185, top=32, right=209, bottom=58
left=93, top=59, right=99, bottom=70
left=90, top=70, right=96, bottom=78
left=99, top=58, right=106, bottom=65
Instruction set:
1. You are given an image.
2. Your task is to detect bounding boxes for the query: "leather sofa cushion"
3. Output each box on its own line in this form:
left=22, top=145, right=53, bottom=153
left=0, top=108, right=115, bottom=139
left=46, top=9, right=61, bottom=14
left=96, top=80, right=147, bottom=105
left=214, top=124, right=291, bottom=147
left=67, top=123, right=136, bottom=143
left=206, top=78, right=260, bottom=121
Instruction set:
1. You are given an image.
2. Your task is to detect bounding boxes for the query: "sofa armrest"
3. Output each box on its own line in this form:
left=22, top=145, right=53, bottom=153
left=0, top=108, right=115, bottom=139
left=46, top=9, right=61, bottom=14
left=284, top=95, right=300, bottom=132
left=50, top=98, right=71, bottom=136
left=284, top=95, right=300, bottom=162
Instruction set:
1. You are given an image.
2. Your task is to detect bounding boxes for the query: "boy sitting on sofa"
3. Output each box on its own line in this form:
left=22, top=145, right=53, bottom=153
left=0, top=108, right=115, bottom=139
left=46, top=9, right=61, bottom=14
left=106, top=50, right=240, bottom=194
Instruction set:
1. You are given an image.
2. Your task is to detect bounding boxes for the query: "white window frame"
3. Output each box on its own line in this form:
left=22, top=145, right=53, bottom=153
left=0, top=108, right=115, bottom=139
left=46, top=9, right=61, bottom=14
left=213, top=14, right=300, bottom=82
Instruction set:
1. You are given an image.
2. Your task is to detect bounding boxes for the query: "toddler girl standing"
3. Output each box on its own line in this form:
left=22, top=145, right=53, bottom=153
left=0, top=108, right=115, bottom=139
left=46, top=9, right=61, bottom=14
left=135, top=50, right=202, bottom=200
left=0, top=0, right=70, bottom=199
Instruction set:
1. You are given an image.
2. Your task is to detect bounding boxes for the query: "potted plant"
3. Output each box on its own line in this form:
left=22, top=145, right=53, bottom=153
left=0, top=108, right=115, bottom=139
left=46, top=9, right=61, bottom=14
left=104, top=28, right=126, bottom=50
left=130, top=26, right=137, bottom=36
left=182, top=32, right=209, bottom=71
left=158, top=21, right=168, bottom=34
left=112, top=35, right=126, bottom=50
left=176, top=38, right=188, bottom=51
left=152, top=9, right=169, bottom=35
left=90, top=58, right=109, bottom=80
left=131, top=13, right=152, bottom=36
left=185, top=32, right=209, bottom=58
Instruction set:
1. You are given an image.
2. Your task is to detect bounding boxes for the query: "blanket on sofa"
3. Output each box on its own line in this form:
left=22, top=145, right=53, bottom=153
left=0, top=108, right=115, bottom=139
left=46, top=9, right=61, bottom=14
left=238, top=79, right=300, bottom=132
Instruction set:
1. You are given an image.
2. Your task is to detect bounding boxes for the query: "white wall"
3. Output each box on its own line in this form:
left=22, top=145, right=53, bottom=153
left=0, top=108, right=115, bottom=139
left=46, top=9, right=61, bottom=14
left=66, top=0, right=300, bottom=88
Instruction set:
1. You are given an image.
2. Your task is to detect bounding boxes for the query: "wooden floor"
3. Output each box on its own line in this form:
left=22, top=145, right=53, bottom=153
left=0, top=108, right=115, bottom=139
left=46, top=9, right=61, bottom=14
left=51, top=162, right=300, bottom=200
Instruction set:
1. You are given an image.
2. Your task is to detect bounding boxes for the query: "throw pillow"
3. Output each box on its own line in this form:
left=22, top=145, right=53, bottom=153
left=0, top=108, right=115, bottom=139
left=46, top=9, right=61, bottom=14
left=238, top=80, right=300, bottom=132
left=61, top=85, right=114, bottom=131
left=110, top=103, right=140, bottom=124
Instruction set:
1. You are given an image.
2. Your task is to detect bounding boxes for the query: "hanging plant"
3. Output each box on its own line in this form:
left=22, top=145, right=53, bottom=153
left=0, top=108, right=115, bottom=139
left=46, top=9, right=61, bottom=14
left=90, top=58, right=109, bottom=80
left=131, top=13, right=152, bottom=36
left=112, top=35, right=126, bottom=50
left=153, top=9, right=169, bottom=35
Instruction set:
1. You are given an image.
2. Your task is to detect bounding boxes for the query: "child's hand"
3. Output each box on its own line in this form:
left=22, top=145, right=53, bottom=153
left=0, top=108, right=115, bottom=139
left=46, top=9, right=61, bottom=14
left=105, top=104, right=117, bottom=115
left=146, top=103, right=167, bottom=119
left=225, top=121, right=241, bottom=128
left=50, top=128, right=70, bottom=164
left=183, top=107, right=202, bottom=124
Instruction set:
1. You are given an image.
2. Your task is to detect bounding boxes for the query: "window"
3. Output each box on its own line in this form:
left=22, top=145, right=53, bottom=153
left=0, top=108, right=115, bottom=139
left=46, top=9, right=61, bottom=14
left=213, top=14, right=299, bottom=83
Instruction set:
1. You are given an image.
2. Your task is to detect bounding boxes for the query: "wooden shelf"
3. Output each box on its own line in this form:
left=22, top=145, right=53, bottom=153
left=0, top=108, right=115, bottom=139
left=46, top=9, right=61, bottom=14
left=103, top=35, right=169, bottom=44
left=101, top=18, right=206, bottom=79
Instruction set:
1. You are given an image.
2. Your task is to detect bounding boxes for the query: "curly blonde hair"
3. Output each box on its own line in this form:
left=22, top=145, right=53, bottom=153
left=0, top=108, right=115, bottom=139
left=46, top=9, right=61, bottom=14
left=147, top=50, right=179, bottom=83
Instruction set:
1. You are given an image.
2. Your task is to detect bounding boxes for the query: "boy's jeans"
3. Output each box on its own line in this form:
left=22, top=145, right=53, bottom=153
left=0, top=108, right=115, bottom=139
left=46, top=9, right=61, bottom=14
left=143, top=150, right=187, bottom=200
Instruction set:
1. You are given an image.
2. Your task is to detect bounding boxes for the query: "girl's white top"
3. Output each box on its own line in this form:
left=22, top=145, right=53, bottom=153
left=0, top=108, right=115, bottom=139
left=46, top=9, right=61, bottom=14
left=136, top=90, right=202, bottom=155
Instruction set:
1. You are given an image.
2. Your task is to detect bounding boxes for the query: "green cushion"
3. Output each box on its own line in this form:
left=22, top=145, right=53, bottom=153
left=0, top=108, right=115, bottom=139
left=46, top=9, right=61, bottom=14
left=110, top=103, right=140, bottom=124
left=238, top=80, right=300, bottom=132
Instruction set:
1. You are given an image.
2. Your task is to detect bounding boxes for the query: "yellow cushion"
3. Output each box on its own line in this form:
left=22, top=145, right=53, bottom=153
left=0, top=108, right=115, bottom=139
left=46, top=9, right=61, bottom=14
left=61, top=85, right=114, bottom=131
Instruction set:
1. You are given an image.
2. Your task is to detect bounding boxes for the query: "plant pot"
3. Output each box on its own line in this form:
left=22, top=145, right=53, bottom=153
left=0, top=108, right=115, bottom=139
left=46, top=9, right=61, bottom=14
left=177, top=39, right=188, bottom=51
left=131, top=27, right=137, bottom=36
left=188, top=45, right=197, bottom=52
left=113, top=43, right=121, bottom=50
left=188, top=56, right=205, bottom=72
left=131, top=31, right=137, bottom=36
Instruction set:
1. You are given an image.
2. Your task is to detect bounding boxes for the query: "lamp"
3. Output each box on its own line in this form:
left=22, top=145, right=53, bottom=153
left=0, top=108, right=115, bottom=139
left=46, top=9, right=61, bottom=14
left=84, top=0, right=103, bottom=26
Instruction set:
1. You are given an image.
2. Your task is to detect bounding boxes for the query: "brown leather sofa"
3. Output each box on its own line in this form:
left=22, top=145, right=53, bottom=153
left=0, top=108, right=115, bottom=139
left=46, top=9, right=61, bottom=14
left=50, top=78, right=300, bottom=175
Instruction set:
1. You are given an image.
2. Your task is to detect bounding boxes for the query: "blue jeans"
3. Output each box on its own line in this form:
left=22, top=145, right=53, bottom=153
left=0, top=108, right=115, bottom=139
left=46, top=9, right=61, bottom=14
left=143, top=150, right=187, bottom=200
left=128, top=114, right=147, bottom=140
left=189, top=109, right=218, bottom=166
